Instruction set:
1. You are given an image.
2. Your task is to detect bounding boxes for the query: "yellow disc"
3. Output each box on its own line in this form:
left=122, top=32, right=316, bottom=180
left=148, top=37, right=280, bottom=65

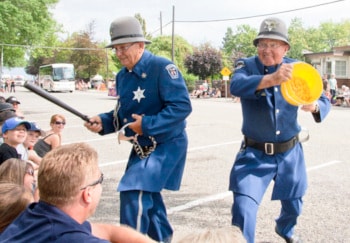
left=281, top=62, right=323, bottom=106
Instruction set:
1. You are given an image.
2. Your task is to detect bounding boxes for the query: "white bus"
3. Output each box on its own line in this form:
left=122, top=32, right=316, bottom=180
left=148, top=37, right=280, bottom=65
left=38, top=63, right=75, bottom=92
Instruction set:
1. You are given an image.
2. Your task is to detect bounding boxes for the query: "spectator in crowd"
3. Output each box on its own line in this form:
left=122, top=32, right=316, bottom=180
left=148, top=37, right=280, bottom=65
left=5, top=96, right=24, bottom=118
left=229, top=17, right=331, bottom=243
left=177, top=226, right=246, bottom=243
left=10, top=79, right=15, bottom=93
left=0, top=182, right=34, bottom=233
left=5, top=79, right=10, bottom=92
left=0, top=102, right=16, bottom=129
left=0, top=103, right=17, bottom=147
left=0, top=142, right=155, bottom=243
left=322, top=74, right=331, bottom=101
left=328, top=74, right=337, bottom=100
left=22, top=122, right=44, bottom=166
left=209, top=88, right=222, bottom=98
left=0, top=102, right=29, bottom=162
left=0, top=81, right=5, bottom=93
left=342, top=85, right=350, bottom=107
left=0, top=158, right=37, bottom=200
left=0, top=96, right=6, bottom=103
left=0, top=117, right=31, bottom=165
left=191, top=88, right=202, bottom=98
left=335, top=85, right=350, bottom=107
left=84, top=16, right=192, bottom=242
left=202, top=80, right=209, bottom=97
left=34, top=114, right=65, bottom=157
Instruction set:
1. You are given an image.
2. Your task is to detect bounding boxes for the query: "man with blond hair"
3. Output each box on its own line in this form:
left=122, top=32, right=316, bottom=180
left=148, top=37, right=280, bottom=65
left=0, top=143, right=154, bottom=242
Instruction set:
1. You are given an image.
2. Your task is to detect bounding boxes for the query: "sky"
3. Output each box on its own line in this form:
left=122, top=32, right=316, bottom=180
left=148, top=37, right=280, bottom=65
left=51, top=0, right=350, bottom=48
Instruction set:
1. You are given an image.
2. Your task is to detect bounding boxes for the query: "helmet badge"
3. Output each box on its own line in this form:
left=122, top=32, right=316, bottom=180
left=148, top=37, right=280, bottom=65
left=264, top=20, right=279, bottom=32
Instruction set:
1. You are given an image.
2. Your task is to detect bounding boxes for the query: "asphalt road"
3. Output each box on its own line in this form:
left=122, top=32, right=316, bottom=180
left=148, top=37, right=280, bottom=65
left=13, top=86, right=350, bottom=243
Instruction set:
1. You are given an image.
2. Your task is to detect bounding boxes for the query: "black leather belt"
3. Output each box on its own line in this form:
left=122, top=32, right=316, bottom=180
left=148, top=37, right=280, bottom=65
left=244, top=135, right=299, bottom=155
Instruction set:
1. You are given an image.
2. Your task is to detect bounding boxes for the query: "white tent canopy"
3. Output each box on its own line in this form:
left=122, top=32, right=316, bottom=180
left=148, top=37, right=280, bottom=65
left=91, top=74, right=103, bottom=81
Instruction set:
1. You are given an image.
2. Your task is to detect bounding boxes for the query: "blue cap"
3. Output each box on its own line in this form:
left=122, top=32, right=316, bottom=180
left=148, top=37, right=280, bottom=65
left=28, top=122, right=45, bottom=136
left=2, top=117, right=31, bottom=134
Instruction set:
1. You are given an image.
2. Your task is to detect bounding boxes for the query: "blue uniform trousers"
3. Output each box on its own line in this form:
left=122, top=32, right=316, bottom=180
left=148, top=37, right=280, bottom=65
left=232, top=193, right=302, bottom=243
left=120, top=190, right=173, bottom=242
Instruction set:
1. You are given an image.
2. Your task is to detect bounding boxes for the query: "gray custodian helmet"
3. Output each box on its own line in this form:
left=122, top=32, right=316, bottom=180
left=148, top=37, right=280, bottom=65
left=106, top=16, right=151, bottom=48
left=253, top=17, right=290, bottom=47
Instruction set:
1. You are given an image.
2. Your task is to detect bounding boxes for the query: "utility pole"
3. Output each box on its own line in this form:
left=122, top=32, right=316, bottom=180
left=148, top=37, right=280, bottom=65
left=171, top=6, right=175, bottom=62
left=0, top=45, right=3, bottom=81
left=160, top=11, right=163, bottom=35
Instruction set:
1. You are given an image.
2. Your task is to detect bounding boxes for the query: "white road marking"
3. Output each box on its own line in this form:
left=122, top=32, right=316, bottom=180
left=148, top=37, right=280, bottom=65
left=96, top=140, right=344, bottom=214
left=99, top=140, right=241, bottom=167
left=167, top=160, right=344, bottom=215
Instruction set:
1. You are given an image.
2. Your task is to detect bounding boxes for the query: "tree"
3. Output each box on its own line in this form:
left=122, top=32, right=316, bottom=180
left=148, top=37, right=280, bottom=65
left=135, top=13, right=153, bottom=41
left=221, top=24, right=257, bottom=67
left=287, top=18, right=309, bottom=60
left=317, top=21, right=350, bottom=50
left=147, top=35, right=192, bottom=72
left=184, top=43, right=223, bottom=80
left=0, top=0, right=59, bottom=67
left=27, top=20, right=107, bottom=80
left=147, top=35, right=195, bottom=90
left=68, top=28, right=106, bottom=80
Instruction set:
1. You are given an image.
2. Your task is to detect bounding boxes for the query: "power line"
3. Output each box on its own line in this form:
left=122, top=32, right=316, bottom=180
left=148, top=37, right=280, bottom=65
left=0, top=43, right=104, bottom=50
left=174, top=0, right=345, bottom=23
left=150, top=21, right=172, bottom=36
left=148, top=0, right=345, bottom=37
left=152, top=0, right=344, bottom=28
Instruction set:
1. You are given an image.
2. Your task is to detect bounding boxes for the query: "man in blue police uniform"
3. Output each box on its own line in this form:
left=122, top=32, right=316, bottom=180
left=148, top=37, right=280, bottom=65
left=229, top=17, right=331, bottom=243
left=85, top=16, right=192, bottom=242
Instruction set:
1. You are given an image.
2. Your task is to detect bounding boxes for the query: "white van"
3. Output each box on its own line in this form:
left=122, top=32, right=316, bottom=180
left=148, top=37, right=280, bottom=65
left=13, top=75, right=25, bottom=86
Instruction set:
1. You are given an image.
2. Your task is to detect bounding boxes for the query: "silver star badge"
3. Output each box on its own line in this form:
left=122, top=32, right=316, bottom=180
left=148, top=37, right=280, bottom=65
left=133, top=86, right=145, bottom=103
left=264, top=20, right=278, bottom=31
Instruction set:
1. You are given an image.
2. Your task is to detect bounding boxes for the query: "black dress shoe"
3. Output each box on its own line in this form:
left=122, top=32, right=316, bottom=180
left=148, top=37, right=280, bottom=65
left=275, top=226, right=302, bottom=243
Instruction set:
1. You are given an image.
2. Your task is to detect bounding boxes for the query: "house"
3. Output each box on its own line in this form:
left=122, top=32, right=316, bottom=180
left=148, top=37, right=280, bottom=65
left=304, top=45, right=350, bottom=88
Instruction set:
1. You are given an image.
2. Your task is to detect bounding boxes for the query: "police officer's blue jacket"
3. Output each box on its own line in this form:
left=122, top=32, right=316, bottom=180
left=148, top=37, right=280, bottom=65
left=99, top=50, right=192, bottom=192
left=229, top=56, right=331, bottom=202
left=231, top=56, right=331, bottom=143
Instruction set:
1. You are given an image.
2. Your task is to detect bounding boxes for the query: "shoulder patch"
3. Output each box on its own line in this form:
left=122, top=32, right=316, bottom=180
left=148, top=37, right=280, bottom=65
left=235, top=60, right=245, bottom=70
left=165, top=64, right=179, bottom=79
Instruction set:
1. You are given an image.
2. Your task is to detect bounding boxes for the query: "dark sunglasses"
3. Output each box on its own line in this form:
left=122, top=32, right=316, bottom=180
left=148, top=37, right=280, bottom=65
left=54, top=121, right=66, bottom=125
left=80, top=173, right=104, bottom=190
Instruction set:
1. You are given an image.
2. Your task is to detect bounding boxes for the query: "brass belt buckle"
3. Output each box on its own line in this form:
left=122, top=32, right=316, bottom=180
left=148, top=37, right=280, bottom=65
left=265, top=143, right=274, bottom=155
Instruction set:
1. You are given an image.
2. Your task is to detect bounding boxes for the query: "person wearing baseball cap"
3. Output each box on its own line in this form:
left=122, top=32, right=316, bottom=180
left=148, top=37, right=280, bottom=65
left=0, top=117, right=31, bottom=165
left=22, top=122, right=45, bottom=166
left=229, top=17, right=331, bottom=243
left=0, top=103, right=17, bottom=146
left=5, top=96, right=24, bottom=119
left=0, top=103, right=16, bottom=124
left=85, top=16, right=192, bottom=242
left=5, top=96, right=20, bottom=105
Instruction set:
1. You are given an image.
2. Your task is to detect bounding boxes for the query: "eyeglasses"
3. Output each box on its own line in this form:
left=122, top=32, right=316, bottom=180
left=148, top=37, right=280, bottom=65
left=113, top=43, right=135, bottom=54
left=54, top=121, right=66, bottom=125
left=80, top=173, right=104, bottom=190
left=26, top=169, right=34, bottom=176
left=257, top=42, right=284, bottom=50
